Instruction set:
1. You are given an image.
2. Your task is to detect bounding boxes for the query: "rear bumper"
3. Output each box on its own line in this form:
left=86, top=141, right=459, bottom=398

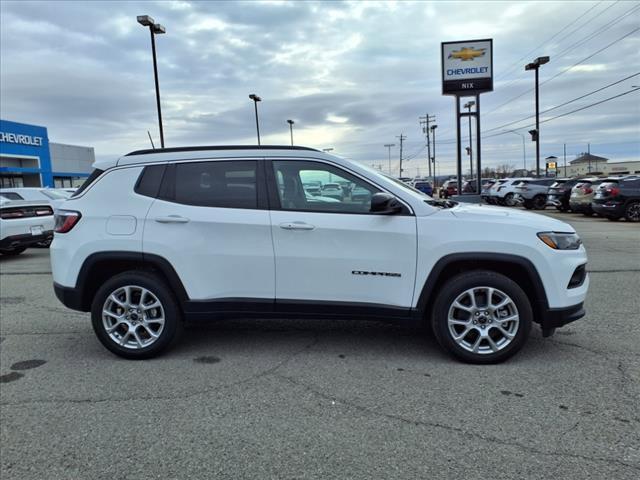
left=53, top=282, right=87, bottom=312
left=539, top=302, right=585, bottom=334
left=0, top=231, right=53, bottom=250
left=592, top=202, right=624, bottom=217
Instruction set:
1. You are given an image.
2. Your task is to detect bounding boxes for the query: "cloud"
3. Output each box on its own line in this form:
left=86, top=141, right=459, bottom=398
left=1, top=0, right=638, bottom=175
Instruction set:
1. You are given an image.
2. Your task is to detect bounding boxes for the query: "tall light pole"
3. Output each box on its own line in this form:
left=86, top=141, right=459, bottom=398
left=384, top=144, right=395, bottom=175
left=506, top=130, right=526, bottom=171
left=463, top=101, right=475, bottom=179
left=137, top=15, right=166, bottom=148
left=249, top=94, right=262, bottom=145
left=286, top=119, right=294, bottom=146
left=525, top=56, right=550, bottom=177
left=430, top=125, right=437, bottom=187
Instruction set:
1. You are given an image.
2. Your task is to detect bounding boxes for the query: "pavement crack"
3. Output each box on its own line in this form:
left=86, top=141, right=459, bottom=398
left=273, top=373, right=640, bottom=472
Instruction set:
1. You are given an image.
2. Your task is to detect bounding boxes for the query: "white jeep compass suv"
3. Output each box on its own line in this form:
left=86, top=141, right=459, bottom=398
left=51, top=146, right=588, bottom=363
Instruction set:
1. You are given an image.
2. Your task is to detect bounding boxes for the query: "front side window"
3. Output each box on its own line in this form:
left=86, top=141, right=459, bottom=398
left=272, top=160, right=380, bottom=214
left=169, top=160, right=258, bottom=209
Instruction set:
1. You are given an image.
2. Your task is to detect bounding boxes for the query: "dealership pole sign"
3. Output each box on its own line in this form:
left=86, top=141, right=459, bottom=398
left=441, top=39, right=493, bottom=95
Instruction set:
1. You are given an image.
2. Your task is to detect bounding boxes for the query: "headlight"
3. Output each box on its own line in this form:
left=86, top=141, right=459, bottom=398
left=537, top=232, right=582, bottom=250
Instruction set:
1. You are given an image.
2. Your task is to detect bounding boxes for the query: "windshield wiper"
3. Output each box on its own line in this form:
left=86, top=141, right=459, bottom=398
left=425, top=199, right=458, bottom=208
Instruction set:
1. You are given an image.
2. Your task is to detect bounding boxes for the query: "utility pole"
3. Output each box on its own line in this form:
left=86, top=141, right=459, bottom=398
left=564, top=143, right=567, bottom=177
left=419, top=114, right=436, bottom=179
left=588, top=142, right=591, bottom=172
left=396, top=134, right=406, bottom=178
left=384, top=144, right=395, bottom=175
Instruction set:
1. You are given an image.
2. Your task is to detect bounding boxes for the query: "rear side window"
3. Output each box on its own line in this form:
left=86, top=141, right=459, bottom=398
left=135, top=164, right=167, bottom=198
left=72, top=169, right=104, bottom=197
left=0, top=192, right=23, bottom=200
left=162, top=160, right=258, bottom=209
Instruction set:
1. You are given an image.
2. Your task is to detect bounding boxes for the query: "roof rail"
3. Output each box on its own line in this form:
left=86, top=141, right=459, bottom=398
left=124, top=145, right=321, bottom=157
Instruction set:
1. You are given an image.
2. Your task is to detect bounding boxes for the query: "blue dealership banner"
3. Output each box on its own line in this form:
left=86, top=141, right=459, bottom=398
left=0, top=119, right=53, bottom=186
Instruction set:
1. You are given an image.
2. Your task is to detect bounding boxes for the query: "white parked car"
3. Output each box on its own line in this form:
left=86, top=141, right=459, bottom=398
left=488, top=178, right=535, bottom=206
left=51, top=146, right=588, bottom=363
left=0, top=187, right=71, bottom=211
left=0, top=198, right=55, bottom=255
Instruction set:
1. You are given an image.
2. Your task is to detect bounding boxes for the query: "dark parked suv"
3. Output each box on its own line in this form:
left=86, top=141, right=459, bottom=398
left=547, top=178, right=587, bottom=212
left=592, top=176, right=640, bottom=222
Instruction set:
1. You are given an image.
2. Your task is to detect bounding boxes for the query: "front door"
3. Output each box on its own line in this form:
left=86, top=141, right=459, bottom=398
left=268, top=159, right=417, bottom=309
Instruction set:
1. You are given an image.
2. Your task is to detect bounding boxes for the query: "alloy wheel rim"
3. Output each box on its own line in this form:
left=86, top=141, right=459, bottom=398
left=628, top=203, right=640, bottom=221
left=447, top=286, right=519, bottom=355
left=102, top=285, right=165, bottom=349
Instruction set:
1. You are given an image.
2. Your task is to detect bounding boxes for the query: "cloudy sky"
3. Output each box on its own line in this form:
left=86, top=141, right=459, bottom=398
left=1, top=0, right=639, bottom=176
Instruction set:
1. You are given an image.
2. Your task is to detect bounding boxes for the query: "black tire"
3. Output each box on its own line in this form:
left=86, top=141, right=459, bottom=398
left=624, top=201, right=640, bottom=222
left=504, top=193, right=515, bottom=206
left=91, top=271, right=183, bottom=359
left=523, top=200, right=533, bottom=210
left=431, top=270, right=532, bottom=364
left=532, top=195, right=547, bottom=210
left=0, top=247, right=27, bottom=256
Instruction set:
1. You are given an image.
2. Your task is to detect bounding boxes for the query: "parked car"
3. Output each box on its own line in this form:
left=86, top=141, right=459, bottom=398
left=546, top=178, right=590, bottom=212
left=351, top=185, right=373, bottom=203
left=569, top=178, right=602, bottom=216
left=412, top=180, right=433, bottom=196
left=514, top=178, right=556, bottom=210
left=592, top=176, right=640, bottom=222
left=491, top=178, right=534, bottom=206
left=303, top=183, right=321, bottom=196
left=480, top=180, right=497, bottom=203
left=0, top=198, right=54, bottom=255
left=52, top=145, right=588, bottom=364
left=320, top=183, right=344, bottom=200
left=0, top=187, right=71, bottom=211
left=440, top=180, right=458, bottom=198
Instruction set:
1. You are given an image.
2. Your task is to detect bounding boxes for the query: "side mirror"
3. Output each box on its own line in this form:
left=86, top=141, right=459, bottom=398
left=370, top=192, right=403, bottom=214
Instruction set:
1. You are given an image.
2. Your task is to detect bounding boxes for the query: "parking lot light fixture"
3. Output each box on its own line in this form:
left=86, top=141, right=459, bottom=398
left=287, top=119, right=295, bottom=146
left=249, top=94, right=262, bottom=145
left=525, top=55, right=550, bottom=177
left=137, top=14, right=166, bottom=148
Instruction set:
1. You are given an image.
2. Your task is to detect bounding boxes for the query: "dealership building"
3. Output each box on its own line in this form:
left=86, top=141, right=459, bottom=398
left=0, top=119, right=94, bottom=188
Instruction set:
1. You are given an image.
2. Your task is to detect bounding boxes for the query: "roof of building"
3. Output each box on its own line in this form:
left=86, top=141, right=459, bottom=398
left=569, top=153, right=608, bottom=165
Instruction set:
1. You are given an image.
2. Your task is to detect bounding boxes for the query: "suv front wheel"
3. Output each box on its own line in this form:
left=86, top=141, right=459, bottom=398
left=431, top=271, right=532, bottom=364
left=91, top=271, right=183, bottom=359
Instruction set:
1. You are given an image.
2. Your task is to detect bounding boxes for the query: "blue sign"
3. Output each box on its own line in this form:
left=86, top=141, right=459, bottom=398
left=0, top=119, right=53, bottom=186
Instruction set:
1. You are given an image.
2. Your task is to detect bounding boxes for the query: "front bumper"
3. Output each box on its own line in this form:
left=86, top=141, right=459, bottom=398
left=0, top=231, right=53, bottom=250
left=539, top=302, right=585, bottom=336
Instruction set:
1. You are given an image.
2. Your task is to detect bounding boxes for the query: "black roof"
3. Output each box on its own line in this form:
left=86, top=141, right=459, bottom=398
left=125, top=145, right=320, bottom=157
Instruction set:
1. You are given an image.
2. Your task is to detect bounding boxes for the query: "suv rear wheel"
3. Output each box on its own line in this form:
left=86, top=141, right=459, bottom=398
left=91, top=271, right=183, bottom=359
left=625, top=201, right=640, bottom=222
left=532, top=195, right=547, bottom=210
left=431, top=271, right=532, bottom=364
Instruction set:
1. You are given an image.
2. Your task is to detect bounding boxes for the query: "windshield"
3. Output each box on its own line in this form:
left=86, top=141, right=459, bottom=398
left=40, top=189, right=71, bottom=200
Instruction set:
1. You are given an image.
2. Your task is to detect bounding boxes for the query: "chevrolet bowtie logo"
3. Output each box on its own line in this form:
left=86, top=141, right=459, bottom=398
left=449, top=47, right=486, bottom=61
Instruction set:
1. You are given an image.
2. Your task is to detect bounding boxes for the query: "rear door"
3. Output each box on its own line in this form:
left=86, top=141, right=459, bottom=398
left=143, top=159, right=275, bottom=303
left=267, top=158, right=417, bottom=311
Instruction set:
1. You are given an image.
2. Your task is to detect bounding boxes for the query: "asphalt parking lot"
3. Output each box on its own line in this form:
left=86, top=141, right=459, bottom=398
left=1, top=210, right=639, bottom=479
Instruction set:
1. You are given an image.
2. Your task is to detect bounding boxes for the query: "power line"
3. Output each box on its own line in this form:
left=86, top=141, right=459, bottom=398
left=485, top=27, right=640, bottom=116
left=482, top=72, right=640, bottom=134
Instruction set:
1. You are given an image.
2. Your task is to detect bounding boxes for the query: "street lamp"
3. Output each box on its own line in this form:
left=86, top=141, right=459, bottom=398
left=525, top=55, right=550, bottom=177
left=505, top=130, right=526, bottom=171
left=249, top=94, right=262, bottom=145
left=430, top=125, right=438, bottom=187
left=384, top=143, right=395, bottom=175
left=137, top=15, right=166, bottom=148
left=286, top=119, right=294, bottom=146
left=463, top=100, right=475, bottom=179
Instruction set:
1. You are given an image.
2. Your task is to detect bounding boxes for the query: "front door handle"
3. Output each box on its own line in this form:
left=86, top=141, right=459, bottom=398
left=279, top=221, right=315, bottom=231
left=155, top=215, right=190, bottom=224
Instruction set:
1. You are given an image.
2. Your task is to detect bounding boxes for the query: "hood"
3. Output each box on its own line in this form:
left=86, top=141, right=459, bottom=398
left=449, top=202, right=575, bottom=232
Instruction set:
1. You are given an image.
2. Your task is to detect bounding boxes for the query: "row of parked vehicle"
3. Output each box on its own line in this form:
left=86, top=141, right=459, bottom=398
left=479, top=175, right=640, bottom=222
left=0, top=187, right=75, bottom=255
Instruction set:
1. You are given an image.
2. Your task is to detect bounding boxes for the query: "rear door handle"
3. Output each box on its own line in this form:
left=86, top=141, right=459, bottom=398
left=155, top=215, right=190, bottom=224
left=279, top=221, right=315, bottom=231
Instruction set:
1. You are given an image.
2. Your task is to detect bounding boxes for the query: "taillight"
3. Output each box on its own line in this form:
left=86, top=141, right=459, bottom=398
left=583, top=187, right=593, bottom=194
left=0, top=210, right=24, bottom=219
left=36, top=207, right=53, bottom=216
left=606, top=187, right=620, bottom=196
left=54, top=210, right=82, bottom=233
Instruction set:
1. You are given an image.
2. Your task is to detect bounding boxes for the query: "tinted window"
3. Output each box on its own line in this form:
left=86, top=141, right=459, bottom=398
left=0, top=192, right=23, bottom=200
left=135, top=164, right=167, bottom=198
left=272, top=160, right=380, bottom=214
left=72, top=169, right=104, bottom=197
left=171, top=161, right=257, bottom=209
